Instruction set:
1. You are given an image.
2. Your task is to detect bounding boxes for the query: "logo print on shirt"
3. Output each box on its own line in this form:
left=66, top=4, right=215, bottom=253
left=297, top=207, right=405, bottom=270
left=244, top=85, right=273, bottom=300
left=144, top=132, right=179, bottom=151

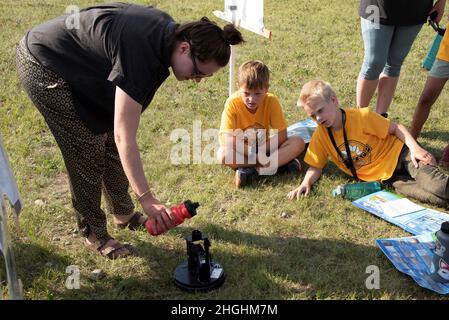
left=338, top=141, right=372, bottom=168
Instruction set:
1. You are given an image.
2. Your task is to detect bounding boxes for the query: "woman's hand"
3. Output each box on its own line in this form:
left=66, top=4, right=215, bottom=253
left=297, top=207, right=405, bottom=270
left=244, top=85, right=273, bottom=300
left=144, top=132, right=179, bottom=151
left=140, top=195, right=175, bottom=234
left=288, top=183, right=311, bottom=200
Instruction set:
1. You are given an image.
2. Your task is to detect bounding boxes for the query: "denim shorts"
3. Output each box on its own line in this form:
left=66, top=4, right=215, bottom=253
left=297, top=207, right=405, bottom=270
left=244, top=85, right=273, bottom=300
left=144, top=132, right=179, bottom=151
left=359, top=18, right=422, bottom=80
left=429, top=58, right=449, bottom=78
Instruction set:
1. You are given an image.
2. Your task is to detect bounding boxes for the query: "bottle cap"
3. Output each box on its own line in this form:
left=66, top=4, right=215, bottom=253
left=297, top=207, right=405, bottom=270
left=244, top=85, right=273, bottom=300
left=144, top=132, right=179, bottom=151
left=441, top=221, right=449, bottom=234
left=332, top=185, right=344, bottom=197
left=184, top=200, right=200, bottom=217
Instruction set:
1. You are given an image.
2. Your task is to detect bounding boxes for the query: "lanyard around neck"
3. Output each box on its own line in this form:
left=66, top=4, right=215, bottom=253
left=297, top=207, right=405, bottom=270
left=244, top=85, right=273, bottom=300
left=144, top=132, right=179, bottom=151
left=327, top=109, right=359, bottom=181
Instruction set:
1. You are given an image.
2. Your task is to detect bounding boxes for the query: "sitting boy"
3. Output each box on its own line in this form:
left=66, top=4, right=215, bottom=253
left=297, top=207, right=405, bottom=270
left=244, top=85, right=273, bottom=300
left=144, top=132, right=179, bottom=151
left=288, top=80, right=449, bottom=208
left=218, top=60, right=305, bottom=188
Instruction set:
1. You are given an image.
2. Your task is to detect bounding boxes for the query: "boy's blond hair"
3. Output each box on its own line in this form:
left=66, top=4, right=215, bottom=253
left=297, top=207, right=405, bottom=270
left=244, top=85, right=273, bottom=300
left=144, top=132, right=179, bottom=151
left=237, top=60, right=270, bottom=90
left=298, top=80, right=336, bottom=108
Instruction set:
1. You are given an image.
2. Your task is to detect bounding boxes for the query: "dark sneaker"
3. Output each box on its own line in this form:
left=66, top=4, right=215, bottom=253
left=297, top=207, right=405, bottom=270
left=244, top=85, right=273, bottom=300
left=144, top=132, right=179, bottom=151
left=278, top=158, right=302, bottom=175
left=235, top=167, right=258, bottom=188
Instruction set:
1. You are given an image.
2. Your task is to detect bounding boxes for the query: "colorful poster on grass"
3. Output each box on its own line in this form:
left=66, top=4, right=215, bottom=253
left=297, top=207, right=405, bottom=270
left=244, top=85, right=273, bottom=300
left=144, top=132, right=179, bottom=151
left=352, top=190, right=449, bottom=235
left=376, top=233, right=449, bottom=295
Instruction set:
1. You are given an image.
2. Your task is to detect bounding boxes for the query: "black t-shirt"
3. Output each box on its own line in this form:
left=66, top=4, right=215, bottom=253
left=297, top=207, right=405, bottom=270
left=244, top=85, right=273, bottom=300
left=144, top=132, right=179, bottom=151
left=359, top=0, right=433, bottom=26
left=26, top=2, right=176, bottom=134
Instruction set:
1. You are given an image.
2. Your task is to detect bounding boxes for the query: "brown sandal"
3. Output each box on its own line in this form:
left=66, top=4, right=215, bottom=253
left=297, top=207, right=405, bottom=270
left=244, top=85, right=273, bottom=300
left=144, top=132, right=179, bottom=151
left=85, top=236, right=131, bottom=259
left=116, top=212, right=148, bottom=231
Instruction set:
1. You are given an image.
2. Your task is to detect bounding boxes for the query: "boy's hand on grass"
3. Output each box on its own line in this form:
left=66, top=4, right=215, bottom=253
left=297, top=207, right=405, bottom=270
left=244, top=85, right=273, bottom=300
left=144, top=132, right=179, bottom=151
left=287, top=184, right=310, bottom=200
left=410, top=146, right=437, bottom=168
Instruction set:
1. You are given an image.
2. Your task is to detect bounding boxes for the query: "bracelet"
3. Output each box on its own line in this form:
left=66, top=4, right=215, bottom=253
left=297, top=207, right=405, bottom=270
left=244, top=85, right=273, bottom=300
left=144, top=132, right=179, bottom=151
left=137, top=189, right=152, bottom=202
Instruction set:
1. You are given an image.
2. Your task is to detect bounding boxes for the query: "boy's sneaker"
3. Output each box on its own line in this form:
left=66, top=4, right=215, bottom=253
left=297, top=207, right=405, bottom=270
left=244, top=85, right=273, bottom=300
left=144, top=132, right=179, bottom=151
left=439, top=144, right=449, bottom=168
left=235, top=167, right=258, bottom=188
left=278, top=158, right=302, bottom=175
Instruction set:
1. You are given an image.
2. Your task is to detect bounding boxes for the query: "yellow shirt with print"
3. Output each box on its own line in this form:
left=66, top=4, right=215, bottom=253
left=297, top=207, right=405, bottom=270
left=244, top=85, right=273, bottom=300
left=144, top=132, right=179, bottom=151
left=436, top=22, right=449, bottom=62
left=219, top=91, right=288, bottom=145
left=304, top=108, right=404, bottom=182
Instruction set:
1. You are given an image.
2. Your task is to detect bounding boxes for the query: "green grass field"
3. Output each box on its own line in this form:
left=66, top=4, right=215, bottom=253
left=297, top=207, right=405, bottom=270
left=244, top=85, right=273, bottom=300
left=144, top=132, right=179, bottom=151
left=1, top=0, right=449, bottom=300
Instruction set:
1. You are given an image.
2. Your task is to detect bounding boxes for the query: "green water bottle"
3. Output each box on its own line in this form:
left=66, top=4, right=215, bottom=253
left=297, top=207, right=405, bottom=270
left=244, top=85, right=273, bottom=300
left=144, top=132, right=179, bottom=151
left=422, top=17, right=445, bottom=71
left=422, top=32, right=443, bottom=71
left=332, top=181, right=382, bottom=201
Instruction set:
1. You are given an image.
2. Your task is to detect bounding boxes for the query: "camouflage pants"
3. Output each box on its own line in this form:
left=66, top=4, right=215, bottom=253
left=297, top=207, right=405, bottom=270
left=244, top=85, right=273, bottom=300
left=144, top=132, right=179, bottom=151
left=387, top=145, right=449, bottom=208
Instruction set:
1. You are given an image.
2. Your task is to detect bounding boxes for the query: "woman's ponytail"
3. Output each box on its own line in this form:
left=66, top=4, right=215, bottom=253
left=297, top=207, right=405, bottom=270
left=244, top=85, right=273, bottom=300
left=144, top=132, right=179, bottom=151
left=222, top=24, right=244, bottom=46
left=175, top=17, right=244, bottom=66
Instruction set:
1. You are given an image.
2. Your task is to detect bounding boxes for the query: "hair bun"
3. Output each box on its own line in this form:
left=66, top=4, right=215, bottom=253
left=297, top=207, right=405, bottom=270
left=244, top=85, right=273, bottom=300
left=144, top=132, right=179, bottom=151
left=223, top=24, right=244, bottom=46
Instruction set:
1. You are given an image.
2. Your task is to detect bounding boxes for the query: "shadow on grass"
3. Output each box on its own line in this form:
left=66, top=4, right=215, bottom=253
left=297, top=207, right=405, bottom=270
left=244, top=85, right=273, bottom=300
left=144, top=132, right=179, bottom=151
left=41, top=223, right=442, bottom=300
left=420, top=131, right=449, bottom=158
left=1, top=241, right=73, bottom=300
left=179, top=224, right=441, bottom=299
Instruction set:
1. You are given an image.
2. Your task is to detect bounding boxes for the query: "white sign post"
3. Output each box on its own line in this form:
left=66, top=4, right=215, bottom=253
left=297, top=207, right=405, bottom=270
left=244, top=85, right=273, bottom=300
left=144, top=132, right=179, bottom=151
left=214, top=0, right=272, bottom=96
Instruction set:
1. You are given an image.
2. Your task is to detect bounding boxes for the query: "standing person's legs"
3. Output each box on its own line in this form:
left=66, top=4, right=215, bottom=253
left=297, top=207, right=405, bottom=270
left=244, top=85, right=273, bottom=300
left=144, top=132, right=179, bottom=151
left=377, top=24, right=423, bottom=114
left=375, top=75, right=399, bottom=115
left=357, top=19, right=394, bottom=108
left=16, top=38, right=129, bottom=258
left=410, top=77, right=447, bottom=138
left=102, top=133, right=147, bottom=228
left=410, top=58, right=449, bottom=139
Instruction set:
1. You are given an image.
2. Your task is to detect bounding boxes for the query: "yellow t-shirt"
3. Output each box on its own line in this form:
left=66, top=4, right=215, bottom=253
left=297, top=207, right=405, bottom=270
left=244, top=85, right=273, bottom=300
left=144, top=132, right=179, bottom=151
left=304, top=108, right=404, bottom=182
left=436, top=23, right=449, bottom=62
left=219, top=91, right=288, bottom=144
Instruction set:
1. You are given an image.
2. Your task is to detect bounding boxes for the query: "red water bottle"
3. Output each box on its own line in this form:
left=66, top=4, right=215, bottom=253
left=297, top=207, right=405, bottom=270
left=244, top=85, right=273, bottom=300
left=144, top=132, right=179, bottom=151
left=145, top=200, right=199, bottom=236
